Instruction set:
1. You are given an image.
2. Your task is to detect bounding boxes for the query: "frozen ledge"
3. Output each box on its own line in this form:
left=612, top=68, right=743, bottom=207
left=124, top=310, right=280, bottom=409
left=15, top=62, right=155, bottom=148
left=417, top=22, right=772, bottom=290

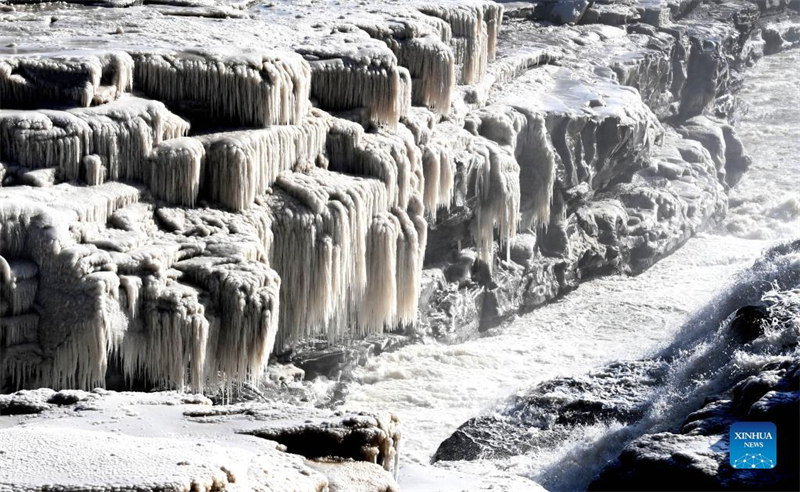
left=0, top=0, right=797, bottom=396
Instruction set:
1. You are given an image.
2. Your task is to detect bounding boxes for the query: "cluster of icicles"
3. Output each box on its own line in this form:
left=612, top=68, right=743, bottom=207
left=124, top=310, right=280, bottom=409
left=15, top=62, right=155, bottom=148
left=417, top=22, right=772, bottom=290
left=0, top=0, right=557, bottom=392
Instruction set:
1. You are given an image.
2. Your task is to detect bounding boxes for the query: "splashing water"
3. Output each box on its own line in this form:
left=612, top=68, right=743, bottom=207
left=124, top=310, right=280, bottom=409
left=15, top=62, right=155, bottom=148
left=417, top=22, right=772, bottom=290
left=726, top=48, right=800, bottom=240
left=327, top=48, right=800, bottom=490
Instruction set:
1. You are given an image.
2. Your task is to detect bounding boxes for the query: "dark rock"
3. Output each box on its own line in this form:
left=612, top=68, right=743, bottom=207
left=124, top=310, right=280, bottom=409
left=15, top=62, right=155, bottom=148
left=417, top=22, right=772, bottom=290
left=433, top=415, right=536, bottom=461
left=509, top=233, right=537, bottom=266
left=762, top=26, right=786, bottom=54
left=0, top=389, right=53, bottom=415
left=727, top=305, right=768, bottom=343
left=47, top=390, right=91, bottom=406
left=589, top=433, right=725, bottom=491
left=242, top=412, right=400, bottom=473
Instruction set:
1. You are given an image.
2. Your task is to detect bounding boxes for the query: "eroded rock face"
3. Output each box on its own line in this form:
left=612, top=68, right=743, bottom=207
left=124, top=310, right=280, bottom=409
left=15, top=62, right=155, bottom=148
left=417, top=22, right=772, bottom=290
left=0, top=0, right=796, bottom=393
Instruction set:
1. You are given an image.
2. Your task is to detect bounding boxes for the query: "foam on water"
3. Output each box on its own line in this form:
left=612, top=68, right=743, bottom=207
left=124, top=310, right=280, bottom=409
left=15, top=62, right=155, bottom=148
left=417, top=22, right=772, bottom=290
left=331, top=48, right=800, bottom=490
left=726, top=48, right=800, bottom=240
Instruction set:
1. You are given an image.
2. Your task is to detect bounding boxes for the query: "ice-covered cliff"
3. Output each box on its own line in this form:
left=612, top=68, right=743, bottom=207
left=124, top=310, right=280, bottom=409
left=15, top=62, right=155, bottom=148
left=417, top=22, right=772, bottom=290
left=0, top=0, right=796, bottom=396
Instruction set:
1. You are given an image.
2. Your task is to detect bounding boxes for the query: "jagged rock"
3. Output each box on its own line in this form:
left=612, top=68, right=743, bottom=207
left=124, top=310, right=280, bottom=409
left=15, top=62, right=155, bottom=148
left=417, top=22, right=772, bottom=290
left=434, top=359, right=664, bottom=461
left=435, top=244, right=800, bottom=490
left=589, top=284, right=800, bottom=491
left=242, top=412, right=401, bottom=474
left=0, top=0, right=796, bottom=394
left=727, top=305, right=768, bottom=343
left=590, top=433, right=726, bottom=491
left=46, top=389, right=92, bottom=406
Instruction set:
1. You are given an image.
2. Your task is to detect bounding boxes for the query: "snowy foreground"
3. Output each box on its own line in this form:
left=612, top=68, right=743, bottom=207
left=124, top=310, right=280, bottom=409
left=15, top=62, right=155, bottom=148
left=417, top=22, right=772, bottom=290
left=2, top=0, right=800, bottom=489
left=0, top=388, right=400, bottom=490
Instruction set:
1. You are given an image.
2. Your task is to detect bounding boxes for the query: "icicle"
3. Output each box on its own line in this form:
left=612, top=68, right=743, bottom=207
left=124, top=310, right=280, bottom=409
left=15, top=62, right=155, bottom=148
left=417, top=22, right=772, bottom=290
left=482, top=2, right=504, bottom=61
left=119, top=275, right=142, bottom=315
left=417, top=3, right=492, bottom=84
left=360, top=212, right=400, bottom=333
left=129, top=277, right=208, bottom=391
left=468, top=140, right=521, bottom=269
left=174, top=258, right=281, bottom=388
left=357, top=18, right=455, bottom=114
left=0, top=314, right=38, bottom=348
left=298, top=39, right=404, bottom=127
left=37, top=265, right=120, bottom=390
left=0, top=259, right=37, bottom=317
left=396, top=37, right=454, bottom=114
left=69, top=97, right=190, bottom=183
left=149, top=138, right=204, bottom=207
left=0, top=110, right=91, bottom=173
left=422, top=146, right=442, bottom=212
left=0, top=52, right=133, bottom=109
left=0, top=98, right=189, bottom=184
left=0, top=255, right=10, bottom=284
left=401, top=108, right=436, bottom=147
left=269, top=169, right=391, bottom=349
left=513, top=110, right=556, bottom=231
left=327, top=122, right=400, bottom=207
left=199, top=117, right=328, bottom=210
left=133, top=49, right=311, bottom=127
left=393, top=207, right=425, bottom=326
left=421, top=140, right=455, bottom=212
left=83, top=155, right=105, bottom=186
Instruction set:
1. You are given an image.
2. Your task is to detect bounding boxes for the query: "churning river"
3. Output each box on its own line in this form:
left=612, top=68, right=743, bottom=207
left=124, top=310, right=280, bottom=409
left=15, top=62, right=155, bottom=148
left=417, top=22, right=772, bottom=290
left=330, top=46, right=800, bottom=491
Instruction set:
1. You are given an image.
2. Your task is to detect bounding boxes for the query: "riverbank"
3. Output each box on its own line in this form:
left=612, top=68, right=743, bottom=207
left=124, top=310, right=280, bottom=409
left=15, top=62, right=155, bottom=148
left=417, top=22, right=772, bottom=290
left=1, top=0, right=800, bottom=490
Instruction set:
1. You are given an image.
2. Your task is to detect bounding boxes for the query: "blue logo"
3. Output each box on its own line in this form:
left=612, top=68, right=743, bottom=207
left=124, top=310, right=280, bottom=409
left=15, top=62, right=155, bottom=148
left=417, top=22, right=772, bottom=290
left=730, top=422, right=777, bottom=469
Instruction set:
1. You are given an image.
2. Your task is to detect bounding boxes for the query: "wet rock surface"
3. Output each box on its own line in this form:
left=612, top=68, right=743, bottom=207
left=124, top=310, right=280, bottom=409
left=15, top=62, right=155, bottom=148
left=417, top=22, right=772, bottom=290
left=590, top=360, right=799, bottom=491
left=434, top=240, right=800, bottom=491
left=0, top=0, right=798, bottom=490
left=434, top=359, right=669, bottom=461
left=242, top=412, right=401, bottom=474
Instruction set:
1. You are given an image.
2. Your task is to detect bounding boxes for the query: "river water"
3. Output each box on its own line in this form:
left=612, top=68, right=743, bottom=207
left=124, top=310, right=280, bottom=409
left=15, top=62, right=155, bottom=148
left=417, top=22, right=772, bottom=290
left=333, top=47, right=800, bottom=490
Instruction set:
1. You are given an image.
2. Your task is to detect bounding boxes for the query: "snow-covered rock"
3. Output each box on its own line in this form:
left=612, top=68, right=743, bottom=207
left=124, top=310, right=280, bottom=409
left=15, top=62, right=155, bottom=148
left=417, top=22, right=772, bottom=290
left=0, top=0, right=796, bottom=402
left=0, top=389, right=401, bottom=491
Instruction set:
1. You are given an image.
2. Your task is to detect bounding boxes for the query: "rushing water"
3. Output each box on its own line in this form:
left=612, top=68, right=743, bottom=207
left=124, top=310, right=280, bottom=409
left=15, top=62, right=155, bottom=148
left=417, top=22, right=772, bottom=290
left=331, top=47, right=800, bottom=490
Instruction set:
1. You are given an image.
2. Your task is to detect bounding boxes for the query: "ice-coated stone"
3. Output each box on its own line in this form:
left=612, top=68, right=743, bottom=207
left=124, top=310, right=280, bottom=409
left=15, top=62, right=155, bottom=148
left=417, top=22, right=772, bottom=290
left=0, top=1, right=798, bottom=489
left=0, top=52, right=133, bottom=109
left=242, top=412, right=401, bottom=474
left=0, top=0, right=797, bottom=396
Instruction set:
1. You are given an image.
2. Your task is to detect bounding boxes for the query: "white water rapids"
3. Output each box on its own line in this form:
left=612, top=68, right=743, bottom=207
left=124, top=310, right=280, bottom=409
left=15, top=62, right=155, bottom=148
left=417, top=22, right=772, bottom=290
left=325, top=48, right=800, bottom=490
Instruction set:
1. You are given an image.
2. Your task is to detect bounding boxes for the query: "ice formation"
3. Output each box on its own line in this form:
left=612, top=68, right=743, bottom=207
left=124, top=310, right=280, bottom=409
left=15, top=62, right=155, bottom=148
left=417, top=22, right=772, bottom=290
left=132, top=49, right=311, bottom=127
left=0, top=0, right=779, bottom=394
left=148, top=137, right=204, bottom=206
left=0, top=52, right=133, bottom=108
left=418, top=1, right=503, bottom=84
left=0, top=97, right=189, bottom=182
left=298, top=41, right=406, bottom=127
